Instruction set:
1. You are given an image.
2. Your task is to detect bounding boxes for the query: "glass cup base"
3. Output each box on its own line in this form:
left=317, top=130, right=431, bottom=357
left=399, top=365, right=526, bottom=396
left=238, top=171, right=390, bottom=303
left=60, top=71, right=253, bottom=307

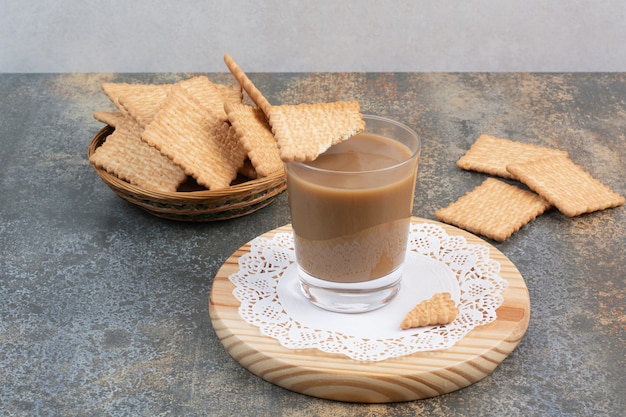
left=297, top=266, right=403, bottom=313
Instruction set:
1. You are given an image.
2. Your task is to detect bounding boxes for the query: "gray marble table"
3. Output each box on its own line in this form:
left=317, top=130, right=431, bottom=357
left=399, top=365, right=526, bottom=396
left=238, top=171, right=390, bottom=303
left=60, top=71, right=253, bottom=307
left=1, top=72, right=624, bottom=416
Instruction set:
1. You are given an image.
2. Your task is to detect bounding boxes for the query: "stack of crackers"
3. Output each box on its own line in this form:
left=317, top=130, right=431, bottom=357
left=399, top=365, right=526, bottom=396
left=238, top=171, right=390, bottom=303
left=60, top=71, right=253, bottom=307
left=90, top=55, right=365, bottom=194
left=435, top=134, right=625, bottom=242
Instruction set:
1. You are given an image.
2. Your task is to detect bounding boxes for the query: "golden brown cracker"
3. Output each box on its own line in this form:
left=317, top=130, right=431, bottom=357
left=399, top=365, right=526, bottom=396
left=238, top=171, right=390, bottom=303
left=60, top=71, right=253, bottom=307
left=89, top=116, right=186, bottom=192
left=93, top=111, right=126, bottom=127
left=507, top=154, right=625, bottom=217
left=102, top=82, right=171, bottom=120
left=267, top=101, right=365, bottom=162
left=141, top=84, right=247, bottom=190
left=435, top=178, right=551, bottom=242
left=116, top=85, right=171, bottom=128
left=225, top=102, right=283, bottom=177
left=178, top=76, right=234, bottom=122
left=223, top=54, right=273, bottom=116
left=238, top=159, right=258, bottom=180
left=457, top=134, right=567, bottom=179
left=401, top=292, right=458, bottom=329
left=216, top=83, right=243, bottom=105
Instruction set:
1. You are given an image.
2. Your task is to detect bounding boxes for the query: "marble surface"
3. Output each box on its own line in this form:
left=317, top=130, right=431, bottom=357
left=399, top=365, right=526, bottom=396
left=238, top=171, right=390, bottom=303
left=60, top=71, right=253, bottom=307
left=0, top=73, right=624, bottom=416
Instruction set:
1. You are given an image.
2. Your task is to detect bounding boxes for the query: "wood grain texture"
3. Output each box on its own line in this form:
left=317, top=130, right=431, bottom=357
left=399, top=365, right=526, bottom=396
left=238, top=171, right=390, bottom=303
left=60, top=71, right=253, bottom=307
left=209, top=217, right=530, bottom=403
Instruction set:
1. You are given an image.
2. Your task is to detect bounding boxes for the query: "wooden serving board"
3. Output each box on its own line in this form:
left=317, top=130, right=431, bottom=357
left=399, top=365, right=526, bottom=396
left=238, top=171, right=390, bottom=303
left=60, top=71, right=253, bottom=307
left=209, top=217, right=530, bottom=403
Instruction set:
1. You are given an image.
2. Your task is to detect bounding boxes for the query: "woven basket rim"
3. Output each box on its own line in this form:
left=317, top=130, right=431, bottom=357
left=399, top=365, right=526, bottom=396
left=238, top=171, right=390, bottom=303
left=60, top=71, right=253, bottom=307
left=88, top=125, right=286, bottom=202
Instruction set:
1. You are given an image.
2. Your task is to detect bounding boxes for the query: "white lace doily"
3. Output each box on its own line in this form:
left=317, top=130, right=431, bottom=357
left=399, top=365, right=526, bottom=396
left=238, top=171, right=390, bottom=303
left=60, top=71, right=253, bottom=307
left=229, top=222, right=508, bottom=362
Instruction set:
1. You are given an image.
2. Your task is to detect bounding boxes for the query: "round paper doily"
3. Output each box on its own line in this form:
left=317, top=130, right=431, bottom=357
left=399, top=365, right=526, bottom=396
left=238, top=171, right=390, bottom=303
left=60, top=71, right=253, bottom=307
left=209, top=218, right=530, bottom=403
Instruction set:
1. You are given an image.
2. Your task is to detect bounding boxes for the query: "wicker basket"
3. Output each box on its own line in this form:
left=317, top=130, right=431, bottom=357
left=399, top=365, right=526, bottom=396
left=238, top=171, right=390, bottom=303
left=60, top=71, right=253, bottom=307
left=88, top=126, right=287, bottom=221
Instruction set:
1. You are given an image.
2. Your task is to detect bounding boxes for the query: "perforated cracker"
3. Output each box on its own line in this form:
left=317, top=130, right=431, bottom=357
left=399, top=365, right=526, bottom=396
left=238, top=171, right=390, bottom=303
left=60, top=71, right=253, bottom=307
left=179, top=76, right=239, bottom=122
left=435, top=177, right=551, bottom=242
left=216, top=83, right=243, bottom=105
left=102, top=82, right=171, bottom=121
left=457, top=134, right=567, bottom=179
left=93, top=111, right=126, bottom=127
left=89, top=116, right=186, bottom=192
left=507, top=154, right=625, bottom=217
left=224, top=54, right=272, bottom=116
left=401, top=292, right=458, bottom=329
left=267, top=101, right=365, bottom=162
left=225, top=102, right=283, bottom=177
left=224, top=54, right=365, bottom=162
left=141, top=83, right=247, bottom=190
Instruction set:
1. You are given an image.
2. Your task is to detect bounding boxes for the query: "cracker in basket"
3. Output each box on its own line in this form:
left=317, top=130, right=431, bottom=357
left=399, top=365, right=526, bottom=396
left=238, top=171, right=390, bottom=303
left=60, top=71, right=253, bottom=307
left=457, top=134, right=567, bottom=179
left=217, top=83, right=244, bottom=105
left=224, top=54, right=365, bottom=162
left=225, top=102, right=283, bottom=177
left=224, top=54, right=273, bottom=116
left=89, top=116, right=187, bottom=192
left=238, top=159, right=258, bottom=180
left=507, top=154, right=625, bottom=217
left=178, top=76, right=241, bottom=123
left=101, top=82, right=171, bottom=120
left=435, top=177, right=551, bottom=242
left=141, top=83, right=247, bottom=190
left=401, top=292, right=458, bottom=329
left=93, top=111, right=126, bottom=127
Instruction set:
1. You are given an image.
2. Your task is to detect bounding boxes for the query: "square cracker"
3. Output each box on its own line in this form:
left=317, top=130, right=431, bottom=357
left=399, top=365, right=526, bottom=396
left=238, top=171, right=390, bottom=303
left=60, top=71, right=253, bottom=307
left=141, top=83, right=247, bottom=190
left=89, top=116, right=186, bottom=192
left=435, top=178, right=551, bottom=242
left=457, top=134, right=567, bottom=179
left=224, top=102, right=283, bottom=177
left=506, top=154, right=625, bottom=217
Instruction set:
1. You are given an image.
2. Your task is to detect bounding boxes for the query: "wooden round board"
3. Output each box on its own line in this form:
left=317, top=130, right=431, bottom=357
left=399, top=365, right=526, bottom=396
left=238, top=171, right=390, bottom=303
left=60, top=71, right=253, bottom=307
left=209, top=217, right=530, bottom=403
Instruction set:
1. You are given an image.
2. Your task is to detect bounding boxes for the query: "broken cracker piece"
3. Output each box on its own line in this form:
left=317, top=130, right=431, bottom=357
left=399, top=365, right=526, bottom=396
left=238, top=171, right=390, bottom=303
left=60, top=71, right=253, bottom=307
left=401, top=292, right=458, bottom=329
left=268, top=101, right=365, bottom=162
left=224, top=54, right=365, bottom=162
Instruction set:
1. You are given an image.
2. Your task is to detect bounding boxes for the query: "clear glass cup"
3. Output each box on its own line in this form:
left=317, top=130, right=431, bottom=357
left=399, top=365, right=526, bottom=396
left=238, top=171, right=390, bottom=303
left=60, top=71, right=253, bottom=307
left=285, top=115, right=421, bottom=313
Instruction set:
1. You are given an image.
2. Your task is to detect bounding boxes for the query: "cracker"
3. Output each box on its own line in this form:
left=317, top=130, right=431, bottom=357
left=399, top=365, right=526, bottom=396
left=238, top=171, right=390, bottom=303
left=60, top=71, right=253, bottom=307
left=179, top=76, right=238, bottom=122
left=89, top=116, right=186, bottom=192
left=93, top=111, right=126, bottom=127
left=507, top=154, right=625, bottom=217
left=224, top=54, right=365, bottom=162
left=216, top=83, right=243, bottom=105
left=238, top=159, right=258, bottom=180
left=102, top=82, right=171, bottom=120
left=435, top=178, right=551, bottom=242
left=401, top=292, right=458, bottom=329
left=267, top=101, right=365, bottom=162
left=225, top=102, right=283, bottom=177
left=457, top=134, right=567, bottom=179
left=141, top=83, right=247, bottom=190
left=223, top=54, right=273, bottom=116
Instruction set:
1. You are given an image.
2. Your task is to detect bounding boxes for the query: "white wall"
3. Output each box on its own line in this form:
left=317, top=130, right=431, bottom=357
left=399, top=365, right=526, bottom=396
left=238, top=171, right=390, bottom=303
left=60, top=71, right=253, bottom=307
left=2, top=0, right=626, bottom=73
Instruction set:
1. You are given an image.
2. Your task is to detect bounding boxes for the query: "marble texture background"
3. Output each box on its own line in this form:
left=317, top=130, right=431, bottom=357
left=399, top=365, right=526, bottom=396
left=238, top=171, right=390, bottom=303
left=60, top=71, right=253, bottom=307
left=2, top=0, right=626, bottom=73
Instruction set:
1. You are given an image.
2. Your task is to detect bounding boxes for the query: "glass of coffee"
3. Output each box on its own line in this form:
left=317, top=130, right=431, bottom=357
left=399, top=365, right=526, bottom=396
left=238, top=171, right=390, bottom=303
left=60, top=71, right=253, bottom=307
left=285, top=115, right=421, bottom=313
